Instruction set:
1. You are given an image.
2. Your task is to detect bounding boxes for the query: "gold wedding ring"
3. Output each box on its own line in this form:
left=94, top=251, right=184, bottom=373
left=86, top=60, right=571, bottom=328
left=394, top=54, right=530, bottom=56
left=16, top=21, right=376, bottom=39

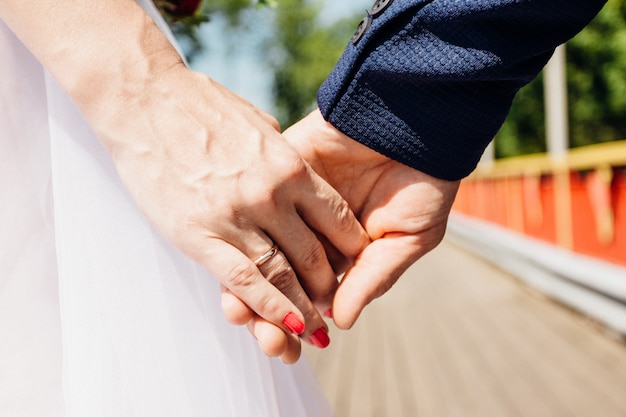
left=253, top=244, right=279, bottom=267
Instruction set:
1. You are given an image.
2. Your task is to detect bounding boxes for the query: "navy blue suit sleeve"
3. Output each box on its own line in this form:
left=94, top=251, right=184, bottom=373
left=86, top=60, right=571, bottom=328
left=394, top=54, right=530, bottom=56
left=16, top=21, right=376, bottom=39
left=317, top=0, right=607, bottom=180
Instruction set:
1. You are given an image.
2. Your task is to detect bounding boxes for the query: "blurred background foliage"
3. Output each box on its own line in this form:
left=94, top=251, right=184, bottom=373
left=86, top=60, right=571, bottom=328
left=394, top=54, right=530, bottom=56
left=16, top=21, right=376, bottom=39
left=166, top=0, right=275, bottom=62
left=267, top=0, right=360, bottom=125
left=495, top=0, right=626, bottom=157
left=170, top=0, right=359, bottom=126
left=172, top=0, right=625, bottom=157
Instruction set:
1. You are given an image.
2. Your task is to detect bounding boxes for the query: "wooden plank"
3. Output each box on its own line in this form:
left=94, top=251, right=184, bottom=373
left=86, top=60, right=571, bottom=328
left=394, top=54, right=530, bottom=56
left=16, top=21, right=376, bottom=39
left=304, top=240, right=626, bottom=417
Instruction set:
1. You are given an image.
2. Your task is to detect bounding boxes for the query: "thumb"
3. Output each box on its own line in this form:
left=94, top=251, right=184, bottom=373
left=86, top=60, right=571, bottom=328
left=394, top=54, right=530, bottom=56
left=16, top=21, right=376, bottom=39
left=332, top=233, right=424, bottom=329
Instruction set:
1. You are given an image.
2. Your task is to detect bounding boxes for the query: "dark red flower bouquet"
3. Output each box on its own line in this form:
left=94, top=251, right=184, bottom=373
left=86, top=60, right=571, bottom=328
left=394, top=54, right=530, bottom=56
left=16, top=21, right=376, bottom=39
left=155, top=0, right=203, bottom=18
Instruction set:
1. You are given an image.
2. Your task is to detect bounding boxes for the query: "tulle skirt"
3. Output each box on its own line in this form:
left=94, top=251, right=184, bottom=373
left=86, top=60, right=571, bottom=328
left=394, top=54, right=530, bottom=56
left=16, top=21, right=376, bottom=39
left=0, top=2, right=332, bottom=416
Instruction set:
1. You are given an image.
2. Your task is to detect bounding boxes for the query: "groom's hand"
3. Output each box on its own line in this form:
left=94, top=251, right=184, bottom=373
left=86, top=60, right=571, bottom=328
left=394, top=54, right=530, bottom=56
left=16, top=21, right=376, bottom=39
left=283, top=109, right=460, bottom=329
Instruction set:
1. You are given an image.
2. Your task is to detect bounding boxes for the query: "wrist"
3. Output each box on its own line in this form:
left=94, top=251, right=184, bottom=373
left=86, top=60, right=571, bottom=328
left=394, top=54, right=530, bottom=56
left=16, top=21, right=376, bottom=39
left=68, top=25, right=185, bottom=137
left=4, top=0, right=186, bottom=141
left=93, top=62, right=200, bottom=166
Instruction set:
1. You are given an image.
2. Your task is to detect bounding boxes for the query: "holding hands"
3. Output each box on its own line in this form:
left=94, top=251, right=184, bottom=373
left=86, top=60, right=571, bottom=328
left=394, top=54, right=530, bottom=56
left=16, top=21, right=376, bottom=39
left=225, top=109, right=459, bottom=361
left=1, top=0, right=461, bottom=365
left=0, top=0, right=373, bottom=364
left=88, top=64, right=394, bottom=364
left=284, top=110, right=460, bottom=330
left=107, top=68, right=374, bottom=362
left=223, top=0, right=606, bottom=361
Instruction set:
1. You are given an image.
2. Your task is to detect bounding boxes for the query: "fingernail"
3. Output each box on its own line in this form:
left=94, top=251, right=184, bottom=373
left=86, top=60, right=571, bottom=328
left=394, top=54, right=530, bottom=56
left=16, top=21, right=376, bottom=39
left=324, top=308, right=333, bottom=318
left=310, top=327, right=330, bottom=349
left=283, top=312, right=306, bottom=335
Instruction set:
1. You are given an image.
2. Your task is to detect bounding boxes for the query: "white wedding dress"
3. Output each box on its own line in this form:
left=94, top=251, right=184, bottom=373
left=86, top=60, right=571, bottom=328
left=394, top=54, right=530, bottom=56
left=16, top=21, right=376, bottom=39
left=0, top=2, right=333, bottom=416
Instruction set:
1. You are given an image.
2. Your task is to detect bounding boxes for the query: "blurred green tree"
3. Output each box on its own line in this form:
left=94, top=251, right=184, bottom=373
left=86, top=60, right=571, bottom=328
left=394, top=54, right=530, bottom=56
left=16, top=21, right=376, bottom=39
left=166, top=0, right=362, bottom=125
left=268, top=0, right=360, bottom=126
left=171, top=0, right=626, bottom=154
left=165, top=0, right=275, bottom=62
left=495, top=0, right=626, bottom=158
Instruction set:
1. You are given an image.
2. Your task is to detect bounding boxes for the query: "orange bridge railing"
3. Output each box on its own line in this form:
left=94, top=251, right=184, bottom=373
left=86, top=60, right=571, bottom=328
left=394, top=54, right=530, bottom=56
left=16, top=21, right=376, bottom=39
left=453, top=140, right=626, bottom=267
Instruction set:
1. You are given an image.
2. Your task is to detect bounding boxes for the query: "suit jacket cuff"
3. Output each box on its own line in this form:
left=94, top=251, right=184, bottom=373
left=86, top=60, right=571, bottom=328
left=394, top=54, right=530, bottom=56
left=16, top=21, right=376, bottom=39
left=317, top=0, right=606, bottom=180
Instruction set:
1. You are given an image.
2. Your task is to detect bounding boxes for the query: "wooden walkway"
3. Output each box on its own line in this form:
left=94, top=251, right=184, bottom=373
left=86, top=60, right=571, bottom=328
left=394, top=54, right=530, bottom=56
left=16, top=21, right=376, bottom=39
left=304, top=240, right=626, bottom=417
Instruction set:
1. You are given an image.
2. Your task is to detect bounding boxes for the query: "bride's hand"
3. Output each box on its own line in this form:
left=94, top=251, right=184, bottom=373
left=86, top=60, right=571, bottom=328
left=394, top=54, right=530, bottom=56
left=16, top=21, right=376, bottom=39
left=0, top=0, right=370, bottom=362
left=102, top=68, right=370, bottom=360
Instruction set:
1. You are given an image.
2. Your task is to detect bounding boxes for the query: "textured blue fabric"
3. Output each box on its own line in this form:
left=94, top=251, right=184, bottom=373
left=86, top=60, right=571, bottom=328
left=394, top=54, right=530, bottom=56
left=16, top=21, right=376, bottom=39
left=317, top=0, right=607, bottom=180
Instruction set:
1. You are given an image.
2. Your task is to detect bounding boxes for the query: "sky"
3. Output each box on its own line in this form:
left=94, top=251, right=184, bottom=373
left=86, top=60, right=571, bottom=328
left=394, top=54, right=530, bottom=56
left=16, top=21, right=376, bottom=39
left=188, top=0, right=371, bottom=113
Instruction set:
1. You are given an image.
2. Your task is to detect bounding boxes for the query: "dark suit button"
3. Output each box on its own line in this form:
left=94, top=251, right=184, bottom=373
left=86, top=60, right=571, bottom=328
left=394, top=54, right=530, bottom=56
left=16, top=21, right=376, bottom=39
left=370, top=0, right=393, bottom=16
left=351, top=15, right=372, bottom=45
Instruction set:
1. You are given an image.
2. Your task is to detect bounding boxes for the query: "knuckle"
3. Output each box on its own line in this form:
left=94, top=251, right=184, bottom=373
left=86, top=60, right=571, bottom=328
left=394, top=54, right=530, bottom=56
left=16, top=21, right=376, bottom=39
left=333, top=199, right=355, bottom=232
left=274, top=154, right=309, bottom=184
left=255, top=291, right=282, bottom=317
left=287, top=157, right=309, bottom=180
left=298, top=242, right=327, bottom=274
left=264, top=259, right=297, bottom=293
left=224, top=262, right=258, bottom=289
left=242, top=179, right=280, bottom=212
left=244, top=155, right=309, bottom=209
left=261, top=257, right=319, bottom=317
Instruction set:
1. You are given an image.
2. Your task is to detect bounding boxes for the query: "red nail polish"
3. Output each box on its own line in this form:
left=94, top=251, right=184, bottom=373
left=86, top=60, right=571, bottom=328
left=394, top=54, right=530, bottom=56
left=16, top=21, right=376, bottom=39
left=324, top=308, right=333, bottom=318
left=310, top=327, right=330, bottom=349
left=283, top=312, right=305, bottom=335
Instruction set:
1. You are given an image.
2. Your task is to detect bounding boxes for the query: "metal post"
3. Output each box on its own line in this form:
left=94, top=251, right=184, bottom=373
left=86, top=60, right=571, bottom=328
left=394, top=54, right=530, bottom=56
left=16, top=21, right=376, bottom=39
left=544, top=45, right=573, bottom=248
